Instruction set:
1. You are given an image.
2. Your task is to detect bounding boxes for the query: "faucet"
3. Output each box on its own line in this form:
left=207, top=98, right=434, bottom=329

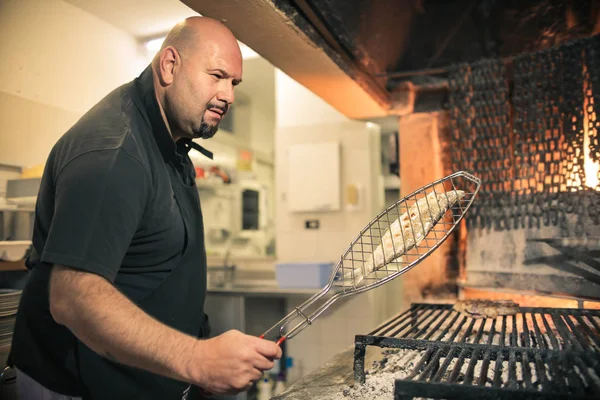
left=206, top=247, right=236, bottom=288
left=223, top=247, right=231, bottom=270
left=220, top=247, right=236, bottom=286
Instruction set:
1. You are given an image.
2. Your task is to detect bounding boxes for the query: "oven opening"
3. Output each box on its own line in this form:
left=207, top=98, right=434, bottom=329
left=348, top=31, right=600, bottom=400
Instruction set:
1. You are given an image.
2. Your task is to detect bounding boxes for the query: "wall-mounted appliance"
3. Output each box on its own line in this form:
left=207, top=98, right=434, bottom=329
left=199, top=180, right=269, bottom=257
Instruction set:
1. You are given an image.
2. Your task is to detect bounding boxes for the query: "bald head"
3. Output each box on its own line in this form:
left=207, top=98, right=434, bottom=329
left=155, top=17, right=241, bottom=63
left=151, top=16, right=243, bottom=141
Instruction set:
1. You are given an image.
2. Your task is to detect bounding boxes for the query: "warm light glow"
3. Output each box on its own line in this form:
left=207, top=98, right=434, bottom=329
left=583, top=85, right=599, bottom=188
left=462, top=287, right=600, bottom=309
left=145, top=37, right=165, bottom=52
left=238, top=41, right=260, bottom=60
left=566, top=63, right=599, bottom=190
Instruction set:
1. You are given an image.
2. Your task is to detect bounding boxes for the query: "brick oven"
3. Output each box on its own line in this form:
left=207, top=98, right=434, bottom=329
left=388, top=2, right=600, bottom=310
left=392, top=30, right=600, bottom=309
left=448, top=34, right=600, bottom=307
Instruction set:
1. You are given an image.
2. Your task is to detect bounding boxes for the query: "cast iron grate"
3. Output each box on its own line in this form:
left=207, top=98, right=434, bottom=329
left=353, top=303, right=600, bottom=399
left=394, top=344, right=600, bottom=400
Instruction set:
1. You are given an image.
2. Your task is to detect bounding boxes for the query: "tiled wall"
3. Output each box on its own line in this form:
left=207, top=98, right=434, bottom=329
left=0, top=0, right=151, bottom=169
left=274, top=70, right=406, bottom=382
left=274, top=121, right=383, bottom=262
left=274, top=120, right=405, bottom=382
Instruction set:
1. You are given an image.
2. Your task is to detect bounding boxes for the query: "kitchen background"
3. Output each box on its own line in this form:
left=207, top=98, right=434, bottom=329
left=0, top=0, right=403, bottom=398
left=3, top=1, right=600, bottom=400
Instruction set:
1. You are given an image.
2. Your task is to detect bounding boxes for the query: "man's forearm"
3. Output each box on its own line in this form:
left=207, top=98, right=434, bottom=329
left=49, top=265, right=200, bottom=384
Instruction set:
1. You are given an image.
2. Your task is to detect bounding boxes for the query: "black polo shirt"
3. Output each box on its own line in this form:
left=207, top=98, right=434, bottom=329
left=10, top=65, right=206, bottom=394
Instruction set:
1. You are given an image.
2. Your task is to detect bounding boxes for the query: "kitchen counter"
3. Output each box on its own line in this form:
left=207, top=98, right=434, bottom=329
left=0, top=260, right=27, bottom=271
left=206, top=275, right=333, bottom=297
left=272, top=346, right=384, bottom=400
left=206, top=255, right=277, bottom=270
left=207, top=284, right=324, bottom=297
left=204, top=282, right=337, bottom=354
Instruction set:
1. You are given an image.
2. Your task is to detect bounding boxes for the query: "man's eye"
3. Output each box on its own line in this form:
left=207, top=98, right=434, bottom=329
left=211, top=74, right=222, bottom=79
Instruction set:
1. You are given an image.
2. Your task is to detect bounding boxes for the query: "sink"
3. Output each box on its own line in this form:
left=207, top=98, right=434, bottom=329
left=207, top=266, right=280, bottom=291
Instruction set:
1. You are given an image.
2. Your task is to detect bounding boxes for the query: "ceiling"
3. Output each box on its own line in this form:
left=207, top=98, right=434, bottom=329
left=64, top=0, right=199, bottom=39
left=64, top=0, right=260, bottom=60
left=65, top=0, right=600, bottom=121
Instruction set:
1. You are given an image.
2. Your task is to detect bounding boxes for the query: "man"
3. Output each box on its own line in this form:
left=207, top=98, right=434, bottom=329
left=9, top=16, right=281, bottom=399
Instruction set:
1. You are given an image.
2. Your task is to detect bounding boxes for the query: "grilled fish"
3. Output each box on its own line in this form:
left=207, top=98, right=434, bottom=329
left=453, top=299, right=520, bottom=319
left=345, top=189, right=466, bottom=286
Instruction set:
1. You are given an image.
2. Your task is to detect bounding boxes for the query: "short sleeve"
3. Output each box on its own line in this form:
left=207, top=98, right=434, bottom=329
left=41, top=149, right=150, bottom=282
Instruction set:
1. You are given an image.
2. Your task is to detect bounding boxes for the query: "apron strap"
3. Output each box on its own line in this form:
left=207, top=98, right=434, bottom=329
left=188, top=141, right=214, bottom=160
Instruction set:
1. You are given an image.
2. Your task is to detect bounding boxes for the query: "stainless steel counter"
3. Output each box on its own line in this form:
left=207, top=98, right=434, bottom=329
left=207, top=283, right=322, bottom=297
left=204, top=277, right=347, bottom=400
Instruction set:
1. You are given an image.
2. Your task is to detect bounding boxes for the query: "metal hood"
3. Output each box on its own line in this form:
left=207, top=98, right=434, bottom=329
left=182, top=0, right=600, bottom=119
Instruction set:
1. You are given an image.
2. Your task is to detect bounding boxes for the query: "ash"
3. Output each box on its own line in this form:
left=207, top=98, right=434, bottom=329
left=331, top=349, right=425, bottom=400
left=330, top=348, right=519, bottom=400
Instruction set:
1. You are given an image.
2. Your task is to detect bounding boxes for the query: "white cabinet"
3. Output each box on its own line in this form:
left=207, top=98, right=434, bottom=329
left=287, top=142, right=340, bottom=212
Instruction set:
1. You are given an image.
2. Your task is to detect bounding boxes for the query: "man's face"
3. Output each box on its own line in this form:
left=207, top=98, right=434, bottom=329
left=166, top=40, right=243, bottom=140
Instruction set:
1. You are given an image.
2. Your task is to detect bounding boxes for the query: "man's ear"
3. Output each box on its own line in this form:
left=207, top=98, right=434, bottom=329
left=157, top=46, right=179, bottom=86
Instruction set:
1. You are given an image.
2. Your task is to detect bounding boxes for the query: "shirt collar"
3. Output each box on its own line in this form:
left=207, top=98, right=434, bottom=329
left=133, top=65, right=213, bottom=163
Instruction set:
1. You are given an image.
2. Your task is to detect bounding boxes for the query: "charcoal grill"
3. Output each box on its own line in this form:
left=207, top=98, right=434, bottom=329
left=353, top=303, right=600, bottom=399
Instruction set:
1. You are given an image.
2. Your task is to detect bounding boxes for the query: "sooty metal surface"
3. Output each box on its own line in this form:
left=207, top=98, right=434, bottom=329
left=353, top=303, right=600, bottom=399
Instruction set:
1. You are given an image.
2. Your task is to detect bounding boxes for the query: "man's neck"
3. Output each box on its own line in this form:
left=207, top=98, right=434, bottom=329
left=151, top=68, right=179, bottom=143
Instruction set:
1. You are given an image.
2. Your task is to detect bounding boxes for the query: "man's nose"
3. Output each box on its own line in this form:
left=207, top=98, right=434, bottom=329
left=217, top=83, right=235, bottom=105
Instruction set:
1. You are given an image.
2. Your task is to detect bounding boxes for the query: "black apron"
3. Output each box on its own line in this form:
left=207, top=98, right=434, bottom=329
left=76, top=163, right=210, bottom=400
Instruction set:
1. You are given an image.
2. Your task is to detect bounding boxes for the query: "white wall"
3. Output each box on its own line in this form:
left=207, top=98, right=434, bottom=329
left=275, top=70, right=349, bottom=129
left=0, top=0, right=152, bottom=168
left=244, top=58, right=276, bottom=157
left=275, top=122, right=381, bottom=262
left=275, top=70, right=399, bottom=382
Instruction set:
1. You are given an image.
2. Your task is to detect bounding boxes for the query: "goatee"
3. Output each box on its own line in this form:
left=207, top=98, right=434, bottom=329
left=198, top=120, right=218, bottom=139
left=196, top=102, right=227, bottom=139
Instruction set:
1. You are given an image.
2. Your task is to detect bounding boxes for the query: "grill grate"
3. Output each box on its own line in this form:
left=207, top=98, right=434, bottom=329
left=353, top=303, right=600, bottom=399
left=395, top=345, right=600, bottom=400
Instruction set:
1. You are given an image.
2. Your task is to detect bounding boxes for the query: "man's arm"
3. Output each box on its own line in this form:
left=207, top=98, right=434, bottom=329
left=50, top=265, right=282, bottom=394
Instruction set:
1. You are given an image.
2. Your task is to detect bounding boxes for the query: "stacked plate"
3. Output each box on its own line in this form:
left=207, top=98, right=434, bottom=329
left=0, top=289, right=21, bottom=367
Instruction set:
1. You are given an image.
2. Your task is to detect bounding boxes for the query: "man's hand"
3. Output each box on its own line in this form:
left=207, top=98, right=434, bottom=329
left=189, top=330, right=282, bottom=394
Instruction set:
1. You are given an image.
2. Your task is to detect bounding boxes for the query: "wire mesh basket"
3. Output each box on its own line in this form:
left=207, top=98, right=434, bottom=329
left=261, top=171, right=482, bottom=344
